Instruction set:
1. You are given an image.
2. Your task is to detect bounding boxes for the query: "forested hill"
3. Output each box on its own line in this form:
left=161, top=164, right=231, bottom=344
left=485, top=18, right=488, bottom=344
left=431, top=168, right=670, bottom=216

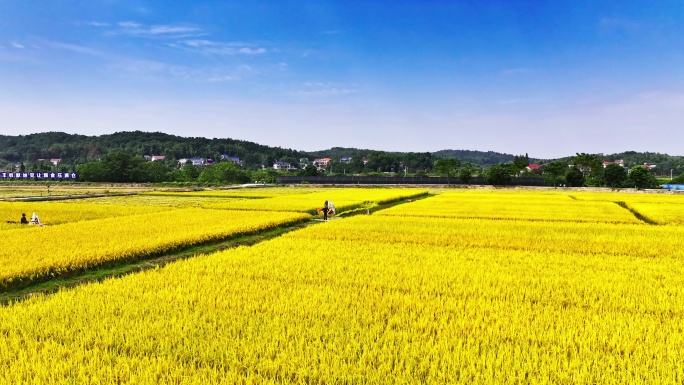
left=1, top=132, right=521, bottom=170
left=432, top=149, right=523, bottom=166
left=600, top=151, right=684, bottom=172
left=0, top=131, right=306, bottom=167
left=3, top=131, right=682, bottom=173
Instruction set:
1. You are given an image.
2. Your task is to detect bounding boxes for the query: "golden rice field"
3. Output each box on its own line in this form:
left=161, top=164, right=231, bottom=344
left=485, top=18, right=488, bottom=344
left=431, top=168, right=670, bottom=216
left=0, top=201, right=168, bottom=228
left=205, top=188, right=428, bottom=214
left=142, top=187, right=307, bottom=199
left=2, top=187, right=684, bottom=383
left=59, top=194, right=245, bottom=208
left=0, top=208, right=309, bottom=289
left=567, top=191, right=684, bottom=225
left=0, top=185, right=152, bottom=198
left=376, top=191, right=641, bottom=223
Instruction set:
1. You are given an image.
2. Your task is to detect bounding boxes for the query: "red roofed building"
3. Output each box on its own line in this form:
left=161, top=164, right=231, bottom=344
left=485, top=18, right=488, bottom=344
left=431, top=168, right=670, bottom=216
left=313, top=158, right=332, bottom=170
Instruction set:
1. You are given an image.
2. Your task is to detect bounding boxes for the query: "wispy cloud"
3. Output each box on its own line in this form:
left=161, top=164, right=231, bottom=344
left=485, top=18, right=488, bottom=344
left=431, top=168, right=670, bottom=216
left=113, top=21, right=203, bottom=38
left=111, top=58, right=256, bottom=83
left=175, top=39, right=267, bottom=55
left=293, top=82, right=358, bottom=97
left=322, top=30, right=343, bottom=35
left=49, top=42, right=105, bottom=57
left=501, top=68, right=529, bottom=75
left=11, top=42, right=25, bottom=49
left=74, top=21, right=110, bottom=27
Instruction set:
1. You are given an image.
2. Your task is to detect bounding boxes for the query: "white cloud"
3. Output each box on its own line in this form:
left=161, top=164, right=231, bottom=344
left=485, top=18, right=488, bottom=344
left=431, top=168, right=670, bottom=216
left=114, top=21, right=202, bottom=37
left=87, top=22, right=110, bottom=27
left=178, top=40, right=267, bottom=56
left=11, top=42, right=25, bottom=49
left=109, top=58, right=256, bottom=83
left=49, top=42, right=104, bottom=57
left=148, top=25, right=200, bottom=35
left=118, top=21, right=142, bottom=29
left=294, top=82, right=358, bottom=97
left=238, top=47, right=266, bottom=55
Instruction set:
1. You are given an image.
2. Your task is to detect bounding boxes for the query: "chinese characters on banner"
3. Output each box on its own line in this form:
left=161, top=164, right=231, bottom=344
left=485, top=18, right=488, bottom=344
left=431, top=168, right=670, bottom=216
left=0, top=172, right=78, bottom=180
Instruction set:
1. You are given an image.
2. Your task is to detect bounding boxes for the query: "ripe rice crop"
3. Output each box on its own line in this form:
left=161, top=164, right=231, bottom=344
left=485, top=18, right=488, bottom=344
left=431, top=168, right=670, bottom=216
left=0, top=209, right=309, bottom=288
left=567, top=192, right=684, bottom=225
left=59, top=194, right=246, bottom=208
left=142, top=189, right=295, bottom=199
left=294, top=215, right=684, bottom=258
left=0, top=185, right=152, bottom=198
left=623, top=202, right=684, bottom=225
left=376, top=191, right=640, bottom=223
left=2, top=195, right=684, bottom=383
left=0, top=201, right=167, bottom=228
left=205, top=188, right=428, bottom=214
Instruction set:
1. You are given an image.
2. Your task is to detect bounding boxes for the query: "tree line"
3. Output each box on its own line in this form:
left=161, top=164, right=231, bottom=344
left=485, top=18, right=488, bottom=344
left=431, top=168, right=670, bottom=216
left=0, top=132, right=670, bottom=188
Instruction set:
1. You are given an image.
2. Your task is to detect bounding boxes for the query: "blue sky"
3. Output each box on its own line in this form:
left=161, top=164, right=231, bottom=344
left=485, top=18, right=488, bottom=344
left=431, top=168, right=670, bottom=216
left=1, top=1, right=683, bottom=158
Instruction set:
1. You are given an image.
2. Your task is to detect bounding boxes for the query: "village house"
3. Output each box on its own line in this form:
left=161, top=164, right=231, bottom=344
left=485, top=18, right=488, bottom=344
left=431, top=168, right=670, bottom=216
left=313, top=158, right=332, bottom=170
left=37, top=158, right=62, bottom=166
left=602, top=159, right=625, bottom=168
left=220, top=154, right=243, bottom=165
left=273, top=161, right=296, bottom=171
left=178, top=158, right=209, bottom=167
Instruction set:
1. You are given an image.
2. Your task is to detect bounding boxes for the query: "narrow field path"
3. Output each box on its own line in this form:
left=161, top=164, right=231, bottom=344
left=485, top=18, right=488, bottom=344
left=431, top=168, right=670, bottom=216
left=614, top=201, right=658, bottom=225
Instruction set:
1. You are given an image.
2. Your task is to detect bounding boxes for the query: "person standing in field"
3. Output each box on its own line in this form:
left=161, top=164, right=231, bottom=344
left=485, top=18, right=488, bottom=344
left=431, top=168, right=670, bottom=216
left=20, top=213, right=28, bottom=224
left=322, top=200, right=329, bottom=221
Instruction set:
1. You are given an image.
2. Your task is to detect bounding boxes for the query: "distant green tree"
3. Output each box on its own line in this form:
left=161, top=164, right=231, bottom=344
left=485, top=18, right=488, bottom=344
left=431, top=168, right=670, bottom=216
left=304, top=164, right=318, bottom=176
left=565, top=167, right=585, bottom=187
left=76, top=161, right=108, bottom=182
left=512, top=154, right=529, bottom=174
left=458, top=167, right=472, bottom=184
left=671, top=173, right=684, bottom=184
left=570, top=153, right=603, bottom=186
left=485, top=164, right=512, bottom=185
left=604, top=164, right=627, bottom=188
left=626, top=166, right=659, bottom=189
left=252, top=169, right=279, bottom=183
left=101, top=152, right=145, bottom=182
left=434, top=158, right=461, bottom=182
left=198, top=162, right=249, bottom=184
left=173, top=164, right=200, bottom=182
left=140, top=161, right=172, bottom=183
left=76, top=152, right=145, bottom=182
left=542, top=161, right=567, bottom=187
